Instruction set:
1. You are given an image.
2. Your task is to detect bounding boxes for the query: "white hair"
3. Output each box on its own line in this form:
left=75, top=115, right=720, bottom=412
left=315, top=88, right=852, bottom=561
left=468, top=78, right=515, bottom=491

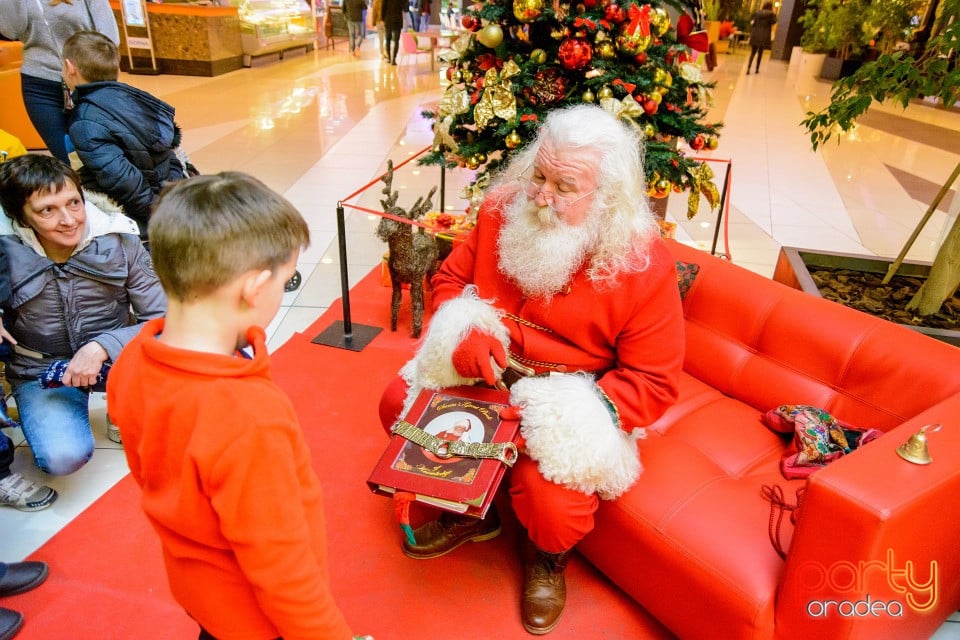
left=490, top=104, right=659, bottom=283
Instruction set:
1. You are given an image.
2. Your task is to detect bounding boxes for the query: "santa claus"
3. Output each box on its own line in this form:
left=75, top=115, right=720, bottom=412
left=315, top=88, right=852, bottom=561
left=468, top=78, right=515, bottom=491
left=378, top=104, right=685, bottom=634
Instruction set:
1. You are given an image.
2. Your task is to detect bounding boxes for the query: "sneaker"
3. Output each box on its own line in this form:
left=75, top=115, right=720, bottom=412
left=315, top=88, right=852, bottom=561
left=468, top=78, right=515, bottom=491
left=0, top=473, right=58, bottom=512
left=106, top=419, right=122, bottom=444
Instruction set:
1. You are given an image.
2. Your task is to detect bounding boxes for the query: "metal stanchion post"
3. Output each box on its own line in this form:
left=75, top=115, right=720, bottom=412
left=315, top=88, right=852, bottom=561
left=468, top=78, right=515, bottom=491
left=710, top=163, right=731, bottom=257
left=311, top=202, right=382, bottom=351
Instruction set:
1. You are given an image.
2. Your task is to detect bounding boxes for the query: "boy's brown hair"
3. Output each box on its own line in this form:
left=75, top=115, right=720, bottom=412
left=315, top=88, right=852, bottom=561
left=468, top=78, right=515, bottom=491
left=148, top=172, right=309, bottom=301
left=63, top=31, right=120, bottom=82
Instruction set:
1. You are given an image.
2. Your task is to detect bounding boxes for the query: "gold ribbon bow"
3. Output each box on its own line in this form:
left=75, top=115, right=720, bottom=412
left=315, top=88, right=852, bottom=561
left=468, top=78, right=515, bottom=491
left=687, top=161, right=720, bottom=219
left=433, top=84, right=472, bottom=152
left=438, top=33, right=473, bottom=64
left=599, top=95, right=645, bottom=133
left=473, top=62, right=520, bottom=130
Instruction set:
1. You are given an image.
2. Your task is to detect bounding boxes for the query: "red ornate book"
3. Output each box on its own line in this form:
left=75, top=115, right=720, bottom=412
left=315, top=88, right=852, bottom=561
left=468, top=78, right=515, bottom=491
left=367, top=385, right=520, bottom=519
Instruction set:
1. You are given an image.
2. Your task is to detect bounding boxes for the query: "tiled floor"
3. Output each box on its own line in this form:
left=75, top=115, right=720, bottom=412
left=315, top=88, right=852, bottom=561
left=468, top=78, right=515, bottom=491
left=2, top=35, right=959, bottom=636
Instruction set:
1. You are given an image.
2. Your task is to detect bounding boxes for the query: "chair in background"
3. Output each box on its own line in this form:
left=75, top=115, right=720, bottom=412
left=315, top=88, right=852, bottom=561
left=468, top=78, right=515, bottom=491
left=399, top=30, right=434, bottom=68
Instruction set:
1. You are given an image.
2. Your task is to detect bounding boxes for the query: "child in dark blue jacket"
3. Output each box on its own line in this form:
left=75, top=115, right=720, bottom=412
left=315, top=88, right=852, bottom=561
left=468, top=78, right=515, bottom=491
left=62, top=31, right=186, bottom=239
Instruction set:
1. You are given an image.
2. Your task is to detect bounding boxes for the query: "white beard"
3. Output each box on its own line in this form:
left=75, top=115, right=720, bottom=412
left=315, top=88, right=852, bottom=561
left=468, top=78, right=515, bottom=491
left=497, top=196, right=602, bottom=299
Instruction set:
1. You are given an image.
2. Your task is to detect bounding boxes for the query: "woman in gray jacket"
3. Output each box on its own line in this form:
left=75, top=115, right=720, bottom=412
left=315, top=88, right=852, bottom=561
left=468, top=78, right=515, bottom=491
left=0, top=154, right=165, bottom=487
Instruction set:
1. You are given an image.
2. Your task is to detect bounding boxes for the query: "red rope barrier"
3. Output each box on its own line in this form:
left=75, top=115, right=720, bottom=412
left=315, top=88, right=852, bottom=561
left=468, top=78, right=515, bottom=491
left=339, top=144, right=434, bottom=203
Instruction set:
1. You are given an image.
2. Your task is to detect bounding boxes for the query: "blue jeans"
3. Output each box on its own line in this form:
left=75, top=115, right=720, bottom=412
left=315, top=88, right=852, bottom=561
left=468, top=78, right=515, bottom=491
left=347, top=21, right=364, bottom=53
left=0, top=433, right=13, bottom=478
left=9, top=380, right=94, bottom=476
left=20, top=74, right=70, bottom=164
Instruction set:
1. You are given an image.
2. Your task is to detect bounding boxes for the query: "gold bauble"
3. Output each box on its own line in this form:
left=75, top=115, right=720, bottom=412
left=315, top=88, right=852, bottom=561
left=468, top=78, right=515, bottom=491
left=477, top=24, right=504, bottom=48
left=505, top=130, right=522, bottom=149
left=616, top=29, right=651, bottom=56
left=653, top=68, right=673, bottom=89
left=451, top=69, right=463, bottom=83
left=647, top=90, right=662, bottom=105
left=465, top=155, right=481, bottom=170
left=597, top=85, right=614, bottom=100
left=530, top=48, right=548, bottom=64
left=474, top=151, right=487, bottom=164
left=706, top=136, right=719, bottom=150
left=642, top=123, right=656, bottom=139
left=596, top=41, right=616, bottom=59
left=650, top=7, right=670, bottom=36
left=652, top=178, right=671, bottom=198
left=462, top=69, right=474, bottom=82
left=582, top=89, right=596, bottom=102
left=513, top=0, right=544, bottom=23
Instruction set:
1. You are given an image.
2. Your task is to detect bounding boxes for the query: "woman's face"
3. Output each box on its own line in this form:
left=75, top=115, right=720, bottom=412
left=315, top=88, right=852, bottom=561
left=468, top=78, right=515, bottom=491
left=22, top=181, right=87, bottom=259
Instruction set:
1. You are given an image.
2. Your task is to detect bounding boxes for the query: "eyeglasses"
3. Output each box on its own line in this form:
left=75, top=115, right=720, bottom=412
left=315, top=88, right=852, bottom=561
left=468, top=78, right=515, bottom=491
left=516, top=166, right=595, bottom=213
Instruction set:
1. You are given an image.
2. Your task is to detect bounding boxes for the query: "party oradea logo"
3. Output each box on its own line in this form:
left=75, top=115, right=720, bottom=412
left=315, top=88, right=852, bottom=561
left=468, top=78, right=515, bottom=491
left=798, top=549, right=938, bottom=618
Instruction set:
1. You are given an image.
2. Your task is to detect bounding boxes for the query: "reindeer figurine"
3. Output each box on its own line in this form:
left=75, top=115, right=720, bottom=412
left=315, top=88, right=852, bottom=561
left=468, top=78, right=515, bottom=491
left=375, top=160, right=439, bottom=338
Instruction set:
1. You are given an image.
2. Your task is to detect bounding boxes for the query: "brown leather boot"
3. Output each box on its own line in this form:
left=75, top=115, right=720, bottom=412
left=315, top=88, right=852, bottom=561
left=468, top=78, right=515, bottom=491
left=402, top=505, right=501, bottom=559
left=521, top=539, right=570, bottom=635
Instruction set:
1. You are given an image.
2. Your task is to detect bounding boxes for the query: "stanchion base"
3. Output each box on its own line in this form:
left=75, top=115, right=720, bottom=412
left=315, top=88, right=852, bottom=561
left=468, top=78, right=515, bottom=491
left=311, top=320, right=382, bottom=352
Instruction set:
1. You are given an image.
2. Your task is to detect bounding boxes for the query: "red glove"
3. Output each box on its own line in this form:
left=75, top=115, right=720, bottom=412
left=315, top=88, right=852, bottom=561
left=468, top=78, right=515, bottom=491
left=452, top=329, right=507, bottom=386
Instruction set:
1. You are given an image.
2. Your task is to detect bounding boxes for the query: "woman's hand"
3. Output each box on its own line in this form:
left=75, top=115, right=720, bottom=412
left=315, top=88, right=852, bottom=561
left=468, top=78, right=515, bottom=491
left=62, top=342, right=109, bottom=388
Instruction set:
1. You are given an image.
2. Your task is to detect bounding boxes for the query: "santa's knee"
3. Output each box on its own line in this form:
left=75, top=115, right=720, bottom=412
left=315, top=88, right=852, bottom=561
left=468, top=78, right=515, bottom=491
left=378, top=376, right=408, bottom=435
left=509, top=456, right=599, bottom=552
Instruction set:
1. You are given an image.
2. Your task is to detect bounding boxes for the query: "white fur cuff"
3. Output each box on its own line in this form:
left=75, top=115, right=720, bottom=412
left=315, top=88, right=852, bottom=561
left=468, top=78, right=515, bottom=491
left=399, top=286, right=509, bottom=409
left=511, top=373, right=643, bottom=500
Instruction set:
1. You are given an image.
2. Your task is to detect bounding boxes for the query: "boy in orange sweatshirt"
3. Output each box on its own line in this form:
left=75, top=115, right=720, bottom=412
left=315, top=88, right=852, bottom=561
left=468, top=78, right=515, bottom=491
left=107, top=172, right=372, bottom=640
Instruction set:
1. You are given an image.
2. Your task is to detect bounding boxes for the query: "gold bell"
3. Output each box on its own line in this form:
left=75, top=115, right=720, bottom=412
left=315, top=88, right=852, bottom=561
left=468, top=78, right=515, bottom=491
left=896, top=427, right=932, bottom=465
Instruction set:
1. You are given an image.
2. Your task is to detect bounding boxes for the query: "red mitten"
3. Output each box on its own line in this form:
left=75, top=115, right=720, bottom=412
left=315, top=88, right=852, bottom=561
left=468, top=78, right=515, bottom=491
left=452, top=328, right=507, bottom=385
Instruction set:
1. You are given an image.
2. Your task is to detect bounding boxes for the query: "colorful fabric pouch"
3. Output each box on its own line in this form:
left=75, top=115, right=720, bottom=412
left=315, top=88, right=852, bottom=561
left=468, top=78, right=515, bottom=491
left=762, top=404, right=883, bottom=479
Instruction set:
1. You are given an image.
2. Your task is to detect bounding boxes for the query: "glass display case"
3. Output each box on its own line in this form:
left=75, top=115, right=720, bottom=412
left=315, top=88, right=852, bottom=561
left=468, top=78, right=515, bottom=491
left=234, top=0, right=316, bottom=65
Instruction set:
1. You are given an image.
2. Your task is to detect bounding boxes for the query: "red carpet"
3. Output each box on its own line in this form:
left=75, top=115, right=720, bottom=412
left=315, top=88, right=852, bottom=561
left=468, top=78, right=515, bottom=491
left=10, top=269, right=674, bottom=639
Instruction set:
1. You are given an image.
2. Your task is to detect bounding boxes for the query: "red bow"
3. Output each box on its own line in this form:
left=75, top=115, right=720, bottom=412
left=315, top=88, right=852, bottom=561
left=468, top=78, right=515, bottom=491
left=612, top=78, right=637, bottom=94
left=573, top=17, right=597, bottom=30
left=625, top=3, right=651, bottom=37
left=677, top=14, right=709, bottom=52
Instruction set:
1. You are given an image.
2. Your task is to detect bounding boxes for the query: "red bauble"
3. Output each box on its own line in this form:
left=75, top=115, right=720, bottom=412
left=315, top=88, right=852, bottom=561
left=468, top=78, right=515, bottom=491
left=474, top=53, right=502, bottom=72
left=522, top=67, right=569, bottom=105
left=558, top=38, right=593, bottom=71
left=690, top=134, right=705, bottom=150
left=603, top=1, right=626, bottom=23
left=643, top=99, right=658, bottom=114
left=634, top=52, right=648, bottom=64
left=461, top=15, right=481, bottom=31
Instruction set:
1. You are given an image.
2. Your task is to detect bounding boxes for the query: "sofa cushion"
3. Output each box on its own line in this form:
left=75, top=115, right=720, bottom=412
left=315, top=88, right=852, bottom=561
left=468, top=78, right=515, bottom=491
left=581, top=371, right=799, bottom=638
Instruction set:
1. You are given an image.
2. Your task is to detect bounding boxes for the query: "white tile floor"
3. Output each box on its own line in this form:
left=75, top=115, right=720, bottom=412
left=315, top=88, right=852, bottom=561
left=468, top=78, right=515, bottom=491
left=2, top=35, right=959, bottom=636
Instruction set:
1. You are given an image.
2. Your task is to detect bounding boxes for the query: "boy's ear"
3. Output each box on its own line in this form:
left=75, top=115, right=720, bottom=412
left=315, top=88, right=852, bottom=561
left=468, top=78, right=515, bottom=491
left=239, top=269, right=273, bottom=307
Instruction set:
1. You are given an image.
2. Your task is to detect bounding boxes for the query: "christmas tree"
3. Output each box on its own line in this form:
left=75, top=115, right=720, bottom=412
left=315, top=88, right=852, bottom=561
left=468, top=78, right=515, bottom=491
left=422, top=0, right=723, bottom=218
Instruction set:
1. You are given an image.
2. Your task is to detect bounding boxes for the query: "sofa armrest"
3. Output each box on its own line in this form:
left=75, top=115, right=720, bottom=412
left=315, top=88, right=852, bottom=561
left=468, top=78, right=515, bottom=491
left=774, top=393, right=960, bottom=639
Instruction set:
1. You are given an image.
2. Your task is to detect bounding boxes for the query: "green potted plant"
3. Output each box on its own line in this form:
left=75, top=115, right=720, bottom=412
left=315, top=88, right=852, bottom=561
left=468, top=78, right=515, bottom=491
left=814, top=0, right=871, bottom=79
left=790, top=8, right=960, bottom=342
left=796, top=0, right=831, bottom=78
left=864, top=0, right=923, bottom=55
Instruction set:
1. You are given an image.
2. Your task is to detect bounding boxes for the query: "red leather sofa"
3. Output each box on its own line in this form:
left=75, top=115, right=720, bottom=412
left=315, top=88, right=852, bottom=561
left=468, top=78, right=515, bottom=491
left=578, top=239, right=960, bottom=639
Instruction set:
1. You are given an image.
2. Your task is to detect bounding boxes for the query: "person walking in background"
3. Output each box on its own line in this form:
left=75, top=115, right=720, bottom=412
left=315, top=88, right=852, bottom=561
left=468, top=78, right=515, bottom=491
left=417, top=0, right=430, bottom=31
left=746, top=2, right=776, bottom=75
left=343, top=0, right=368, bottom=58
left=0, top=0, right=119, bottom=163
left=383, top=0, right=405, bottom=65
left=370, top=0, right=387, bottom=61
left=63, top=31, right=186, bottom=240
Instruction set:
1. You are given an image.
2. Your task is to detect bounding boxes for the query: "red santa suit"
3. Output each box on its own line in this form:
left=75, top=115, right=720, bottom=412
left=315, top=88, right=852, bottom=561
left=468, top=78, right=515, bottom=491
left=383, top=195, right=684, bottom=552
